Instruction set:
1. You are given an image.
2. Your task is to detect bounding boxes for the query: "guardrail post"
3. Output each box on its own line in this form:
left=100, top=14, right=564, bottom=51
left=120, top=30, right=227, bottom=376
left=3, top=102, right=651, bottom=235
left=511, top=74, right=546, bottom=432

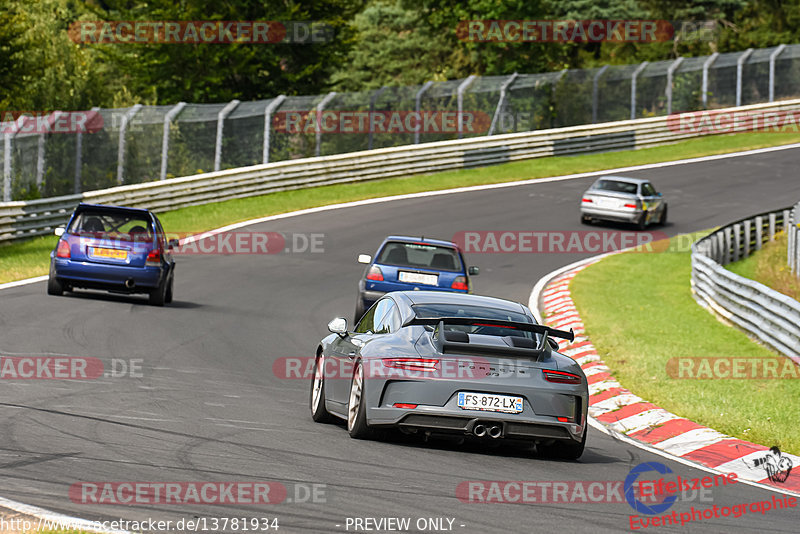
left=489, top=72, right=518, bottom=136
left=743, top=219, right=751, bottom=257
left=732, top=223, right=742, bottom=262
left=414, top=81, right=433, bottom=145
left=755, top=215, right=763, bottom=250
left=736, top=48, right=754, bottom=107
left=702, top=53, right=719, bottom=109
left=214, top=100, right=240, bottom=171
left=368, top=86, right=388, bottom=150
left=769, top=212, right=776, bottom=240
left=782, top=209, right=790, bottom=232
left=160, top=102, right=186, bottom=180
left=769, top=44, right=786, bottom=102
left=117, top=104, right=142, bottom=185
left=591, top=65, right=609, bottom=123
left=315, top=92, right=337, bottom=157
left=262, top=95, right=286, bottom=164
left=723, top=227, right=733, bottom=263
left=630, top=61, right=648, bottom=120
left=457, top=75, right=478, bottom=139
left=666, top=57, right=684, bottom=115
left=716, top=231, right=725, bottom=263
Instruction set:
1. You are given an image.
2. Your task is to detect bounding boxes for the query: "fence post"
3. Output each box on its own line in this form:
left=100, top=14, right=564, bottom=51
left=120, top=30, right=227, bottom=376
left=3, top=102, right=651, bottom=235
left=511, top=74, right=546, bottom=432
left=666, top=57, right=684, bottom=115
left=591, top=65, right=609, bottom=124
left=414, top=81, right=433, bottom=145
left=74, top=106, right=100, bottom=193
left=457, top=75, right=478, bottom=139
left=489, top=72, right=518, bottom=136
left=262, top=95, right=286, bottom=164
left=769, top=44, right=786, bottom=102
left=736, top=48, right=754, bottom=107
left=551, top=69, right=568, bottom=127
left=36, top=112, right=61, bottom=191
left=315, top=92, right=337, bottom=157
left=702, top=52, right=719, bottom=109
left=769, top=212, right=776, bottom=240
left=732, top=223, right=742, bottom=262
left=630, top=61, right=648, bottom=120
left=160, top=102, right=186, bottom=181
left=116, top=104, right=142, bottom=185
left=755, top=215, right=763, bottom=250
left=743, top=219, right=751, bottom=257
left=368, top=86, right=388, bottom=150
left=214, top=100, right=240, bottom=172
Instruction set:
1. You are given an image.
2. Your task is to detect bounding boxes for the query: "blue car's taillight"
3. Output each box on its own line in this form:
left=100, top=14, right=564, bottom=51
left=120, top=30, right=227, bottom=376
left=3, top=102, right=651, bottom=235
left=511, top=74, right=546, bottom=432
left=451, top=276, right=468, bottom=290
left=366, top=265, right=383, bottom=281
left=146, top=249, right=162, bottom=267
left=56, top=239, right=70, bottom=259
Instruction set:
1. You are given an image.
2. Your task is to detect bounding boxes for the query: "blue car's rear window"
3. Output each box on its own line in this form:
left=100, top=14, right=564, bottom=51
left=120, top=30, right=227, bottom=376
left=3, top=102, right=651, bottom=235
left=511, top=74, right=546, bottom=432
left=377, top=242, right=462, bottom=272
left=68, top=210, right=153, bottom=242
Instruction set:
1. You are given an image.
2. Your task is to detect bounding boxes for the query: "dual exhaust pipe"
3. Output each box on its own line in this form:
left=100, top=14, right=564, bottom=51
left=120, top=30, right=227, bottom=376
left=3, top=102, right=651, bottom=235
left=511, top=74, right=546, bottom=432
left=473, top=423, right=502, bottom=439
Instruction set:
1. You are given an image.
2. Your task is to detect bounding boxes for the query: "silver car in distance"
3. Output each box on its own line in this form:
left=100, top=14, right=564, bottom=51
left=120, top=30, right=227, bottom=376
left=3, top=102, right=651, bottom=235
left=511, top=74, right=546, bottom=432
left=580, top=176, right=667, bottom=230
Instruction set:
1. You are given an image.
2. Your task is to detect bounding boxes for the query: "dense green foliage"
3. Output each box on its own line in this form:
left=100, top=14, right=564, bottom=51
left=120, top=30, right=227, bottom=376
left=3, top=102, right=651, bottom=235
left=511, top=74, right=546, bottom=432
left=1, top=0, right=799, bottom=109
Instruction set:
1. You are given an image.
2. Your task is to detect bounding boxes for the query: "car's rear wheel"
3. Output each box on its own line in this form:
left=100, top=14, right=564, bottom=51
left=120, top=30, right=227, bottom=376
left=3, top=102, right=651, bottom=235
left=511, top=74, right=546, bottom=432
left=310, top=353, right=334, bottom=423
left=149, top=277, right=167, bottom=306
left=164, top=276, right=174, bottom=304
left=47, top=270, right=63, bottom=296
left=580, top=215, right=591, bottom=225
left=636, top=213, right=647, bottom=231
left=658, top=204, right=668, bottom=226
left=347, top=361, right=374, bottom=439
left=537, top=427, right=586, bottom=460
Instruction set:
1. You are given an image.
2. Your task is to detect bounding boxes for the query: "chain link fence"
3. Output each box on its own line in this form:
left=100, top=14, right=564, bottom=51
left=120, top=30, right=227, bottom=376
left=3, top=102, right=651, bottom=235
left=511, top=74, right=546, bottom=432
left=4, top=43, right=800, bottom=202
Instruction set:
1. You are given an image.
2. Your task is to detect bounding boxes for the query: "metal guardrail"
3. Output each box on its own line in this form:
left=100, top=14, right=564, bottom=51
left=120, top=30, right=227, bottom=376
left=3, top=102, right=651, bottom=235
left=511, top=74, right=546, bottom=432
left=692, top=207, right=800, bottom=363
left=3, top=98, right=800, bottom=244
left=788, top=200, right=800, bottom=277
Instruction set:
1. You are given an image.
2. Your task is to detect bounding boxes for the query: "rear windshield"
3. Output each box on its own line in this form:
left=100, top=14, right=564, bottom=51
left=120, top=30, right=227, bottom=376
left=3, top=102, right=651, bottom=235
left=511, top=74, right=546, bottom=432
left=593, top=179, right=638, bottom=194
left=67, top=210, right=153, bottom=242
left=412, top=303, right=534, bottom=338
left=377, top=241, right=462, bottom=272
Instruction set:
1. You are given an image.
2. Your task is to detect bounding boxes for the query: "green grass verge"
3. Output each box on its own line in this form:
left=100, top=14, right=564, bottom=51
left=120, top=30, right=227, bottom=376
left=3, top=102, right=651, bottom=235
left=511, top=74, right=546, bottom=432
left=569, top=233, right=800, bottom=454
left=726, top=231, right=800, bottom=301
left=2, top=131, right=800, bottom=285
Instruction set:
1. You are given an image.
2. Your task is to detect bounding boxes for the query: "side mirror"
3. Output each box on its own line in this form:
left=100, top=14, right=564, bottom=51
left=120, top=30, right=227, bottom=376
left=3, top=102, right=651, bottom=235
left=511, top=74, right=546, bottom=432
left=468, top=266, right=480, bottom=276
left=656, top=192, right=662, bottom=197
left=54, top=227, right=65, bottom=237
left=357, top=254, right=372, bottom=264
left=327, top=317, right=348, bottom=337
left=547, top=338, right=559, bottom=351
left=168, top=239, right=180, bottom=249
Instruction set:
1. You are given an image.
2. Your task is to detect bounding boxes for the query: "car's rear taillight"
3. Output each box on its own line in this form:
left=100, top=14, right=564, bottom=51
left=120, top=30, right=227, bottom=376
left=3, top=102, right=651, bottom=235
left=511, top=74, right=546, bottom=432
left=393, top=403, right=418, bottom=409
left=542, top=369, right=582, bottom=384
left=366, top=265, right=383, bottom=281
left=383, top=358, right=439, bottom=372
left=146, top=249, right=162, bottom=267
left=451, top=276, right=468, bottom=291
left=557, top=416, right=573, bottom=423
left=623, top=203, right=638, bottom=209
left=581, top=197, right=593, bottom=203
left=56, top=239, right=70, bottom=259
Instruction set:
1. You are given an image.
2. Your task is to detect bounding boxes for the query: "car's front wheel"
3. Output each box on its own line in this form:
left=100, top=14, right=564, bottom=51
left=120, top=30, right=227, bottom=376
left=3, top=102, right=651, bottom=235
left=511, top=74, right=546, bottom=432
left=310, top=353, right=334, bottom=423
left=347, top=361, right=374, bottom=439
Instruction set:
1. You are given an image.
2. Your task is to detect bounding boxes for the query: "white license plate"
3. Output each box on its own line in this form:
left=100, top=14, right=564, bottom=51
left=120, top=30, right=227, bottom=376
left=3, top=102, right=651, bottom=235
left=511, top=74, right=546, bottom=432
left=399, top=271, right=438, bottom=285
left=457, top=392, right=524, bottom=414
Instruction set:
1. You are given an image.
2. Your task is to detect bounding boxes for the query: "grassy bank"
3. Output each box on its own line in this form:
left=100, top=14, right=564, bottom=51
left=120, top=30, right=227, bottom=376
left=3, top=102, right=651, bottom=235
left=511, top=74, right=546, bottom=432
left=726, top=231, right=800, bottom=301
left=569, top=233, right=800, bottom=454
left=2, top=131, right=800, bottom=285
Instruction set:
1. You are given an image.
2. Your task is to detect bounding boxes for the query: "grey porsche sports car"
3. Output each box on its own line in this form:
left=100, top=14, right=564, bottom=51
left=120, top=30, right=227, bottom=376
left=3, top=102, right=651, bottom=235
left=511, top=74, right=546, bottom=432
left=310, top=291, right=589, bottom=460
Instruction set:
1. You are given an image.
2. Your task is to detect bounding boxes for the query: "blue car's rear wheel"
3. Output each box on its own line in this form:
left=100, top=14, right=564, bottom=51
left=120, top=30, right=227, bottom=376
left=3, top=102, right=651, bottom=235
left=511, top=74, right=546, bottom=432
left=47, top=264, right=63, bottom=296
left=149, top=277, right=167, bottom=306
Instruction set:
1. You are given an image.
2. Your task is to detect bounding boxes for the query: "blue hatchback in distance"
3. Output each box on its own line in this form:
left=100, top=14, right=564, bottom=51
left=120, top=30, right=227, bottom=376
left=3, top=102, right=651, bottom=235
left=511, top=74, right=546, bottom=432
left=48, top=203, right=177, bottom=306
left=355, top=236, right=479, bottom=322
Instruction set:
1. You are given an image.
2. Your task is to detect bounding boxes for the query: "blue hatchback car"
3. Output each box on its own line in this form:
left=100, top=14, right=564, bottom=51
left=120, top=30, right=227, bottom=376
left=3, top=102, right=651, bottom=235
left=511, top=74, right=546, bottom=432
left=355, top=236, right=479, bottom=322
left=48, top=203, right=177, bottom=306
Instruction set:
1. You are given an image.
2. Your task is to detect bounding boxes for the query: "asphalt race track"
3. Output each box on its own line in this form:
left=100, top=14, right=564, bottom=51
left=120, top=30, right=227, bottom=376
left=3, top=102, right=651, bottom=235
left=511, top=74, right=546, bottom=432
left=1, top=147, right=800, bottom=533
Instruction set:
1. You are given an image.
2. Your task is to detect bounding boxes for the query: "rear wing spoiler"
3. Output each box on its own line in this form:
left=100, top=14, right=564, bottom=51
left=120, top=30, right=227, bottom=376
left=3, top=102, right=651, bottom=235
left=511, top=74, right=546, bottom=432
left=406, top=317, right=574, bottom=358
